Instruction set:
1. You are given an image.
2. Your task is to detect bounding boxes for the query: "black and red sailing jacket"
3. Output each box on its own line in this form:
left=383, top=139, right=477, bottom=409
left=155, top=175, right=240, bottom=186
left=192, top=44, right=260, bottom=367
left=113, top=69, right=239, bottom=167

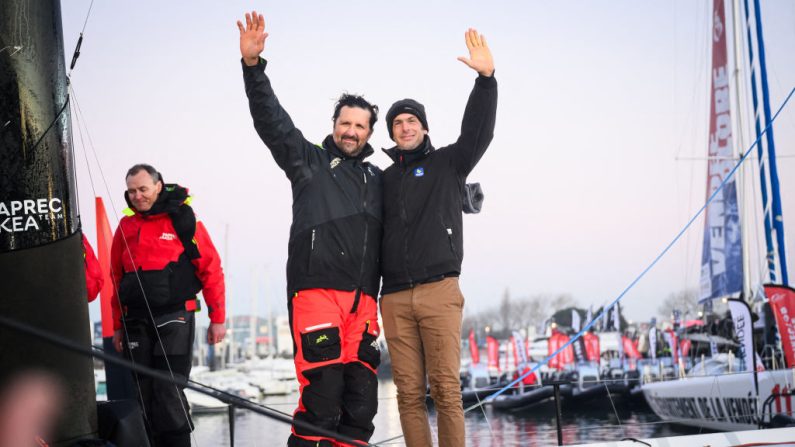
left=110, top=186, right=225, bottom=330
left=242, top=59, right=382, bottom=299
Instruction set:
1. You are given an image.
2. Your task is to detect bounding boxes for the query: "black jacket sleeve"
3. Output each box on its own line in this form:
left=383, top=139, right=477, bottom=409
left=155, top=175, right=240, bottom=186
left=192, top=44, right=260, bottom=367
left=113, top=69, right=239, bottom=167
left=242, top=59, right=313, bottom=184
left=450, top=74, right=498, bottom=177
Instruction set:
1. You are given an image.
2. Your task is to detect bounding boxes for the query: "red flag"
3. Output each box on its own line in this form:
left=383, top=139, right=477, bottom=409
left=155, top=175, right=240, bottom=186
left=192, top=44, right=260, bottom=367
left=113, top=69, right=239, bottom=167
left=487, top=336, right=500, bottom=371
left=622, top=336, right=642, bottom=360
left=583, top=332, right=600, bottom=363
left=96, top=197, right=115, bottom=338
left=468, top=329, right=480, bottom=365
left=766, top=285, right=795, bottom=367
left=548, top=330, right=574, bottom=370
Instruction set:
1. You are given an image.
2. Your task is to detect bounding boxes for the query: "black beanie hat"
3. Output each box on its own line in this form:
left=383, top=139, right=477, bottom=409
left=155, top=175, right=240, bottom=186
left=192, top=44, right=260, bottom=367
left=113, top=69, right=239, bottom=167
left=386, top=99, right=428, bottom=140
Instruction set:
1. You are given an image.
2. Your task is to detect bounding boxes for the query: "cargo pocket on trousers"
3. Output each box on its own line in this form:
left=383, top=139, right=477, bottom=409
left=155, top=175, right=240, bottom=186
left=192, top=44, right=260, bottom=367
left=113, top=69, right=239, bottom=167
left=357, top=320, right=381, bottom=370
left=153, top=310, right=194, bottom=356
left=301, top=324, right=341, bottom=363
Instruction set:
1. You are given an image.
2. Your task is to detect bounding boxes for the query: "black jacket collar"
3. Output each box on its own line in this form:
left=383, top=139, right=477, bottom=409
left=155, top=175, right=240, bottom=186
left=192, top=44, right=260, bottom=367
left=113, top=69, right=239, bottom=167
left=322, top=135, right=374, bottom=161
left=383, top=136, right=434, bottom=167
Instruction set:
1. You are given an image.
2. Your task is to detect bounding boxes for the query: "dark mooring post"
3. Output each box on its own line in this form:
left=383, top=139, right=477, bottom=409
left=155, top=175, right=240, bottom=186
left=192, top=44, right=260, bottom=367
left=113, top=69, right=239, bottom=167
left=0, top=0, right=97, bottom=443
left=552, top=382, right=564, bottom=446
left=228, top=404, right=236, bottom=446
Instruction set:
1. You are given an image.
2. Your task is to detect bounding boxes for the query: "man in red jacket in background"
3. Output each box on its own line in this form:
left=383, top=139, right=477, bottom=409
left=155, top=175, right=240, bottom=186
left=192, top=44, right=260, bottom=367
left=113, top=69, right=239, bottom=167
left=110, top=163, right=226, bottom=447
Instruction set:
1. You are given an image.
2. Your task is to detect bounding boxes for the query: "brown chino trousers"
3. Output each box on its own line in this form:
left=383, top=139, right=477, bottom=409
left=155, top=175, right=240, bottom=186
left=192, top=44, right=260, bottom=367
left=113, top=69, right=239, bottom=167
left=381, top=277, right=465, bottom=447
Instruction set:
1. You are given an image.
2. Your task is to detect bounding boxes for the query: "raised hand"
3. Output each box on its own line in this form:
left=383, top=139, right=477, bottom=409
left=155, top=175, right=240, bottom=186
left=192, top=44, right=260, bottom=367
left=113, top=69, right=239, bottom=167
left=457, top=28, right=494, bottom=77
left=237, top=10, right=268, bottom=66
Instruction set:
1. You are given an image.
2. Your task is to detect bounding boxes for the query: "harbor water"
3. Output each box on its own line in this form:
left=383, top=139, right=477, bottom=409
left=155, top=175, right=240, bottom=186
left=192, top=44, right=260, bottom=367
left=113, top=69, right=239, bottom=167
left=192, top=380, right=709, bottom=446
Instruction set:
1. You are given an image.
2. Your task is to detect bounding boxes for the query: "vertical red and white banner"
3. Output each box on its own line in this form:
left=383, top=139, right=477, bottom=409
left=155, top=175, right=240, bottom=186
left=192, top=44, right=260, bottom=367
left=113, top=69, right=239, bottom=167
left=766, top=285, right=795, bottom=367
left=468, top=329, right=480, bottom=365
left=700, top=0, right=743, bottom=302
left=487, top=336, right=500, bottom=371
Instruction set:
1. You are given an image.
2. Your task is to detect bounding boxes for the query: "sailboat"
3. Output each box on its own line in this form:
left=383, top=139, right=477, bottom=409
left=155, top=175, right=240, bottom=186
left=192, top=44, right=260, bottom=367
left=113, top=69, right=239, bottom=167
left=640, top=0, right=795, bottom=432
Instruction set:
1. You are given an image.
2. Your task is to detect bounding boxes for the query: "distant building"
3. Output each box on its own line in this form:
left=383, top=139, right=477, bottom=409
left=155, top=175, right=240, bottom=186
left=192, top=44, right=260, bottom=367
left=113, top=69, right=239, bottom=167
left=276, top=315, right=291, bottom=356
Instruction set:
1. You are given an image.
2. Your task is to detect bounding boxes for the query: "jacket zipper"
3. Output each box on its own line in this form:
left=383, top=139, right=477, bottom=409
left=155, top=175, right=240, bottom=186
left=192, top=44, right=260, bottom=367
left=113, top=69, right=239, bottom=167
left=354, top=166, right=369, bottom=312
left=399, top=156, right=413, bottom=288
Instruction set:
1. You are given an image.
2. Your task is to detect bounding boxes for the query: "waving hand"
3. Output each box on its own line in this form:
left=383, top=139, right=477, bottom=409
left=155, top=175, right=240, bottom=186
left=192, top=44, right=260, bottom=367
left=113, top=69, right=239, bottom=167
left=237, top=11, right=268, bottom=66
left=457, top=28, right=494, bottom=77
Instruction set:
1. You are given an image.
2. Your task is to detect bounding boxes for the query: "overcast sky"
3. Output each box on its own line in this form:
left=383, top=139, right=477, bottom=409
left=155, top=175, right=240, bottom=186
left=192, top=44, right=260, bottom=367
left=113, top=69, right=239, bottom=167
left=59, top=1, right=795, bottom=326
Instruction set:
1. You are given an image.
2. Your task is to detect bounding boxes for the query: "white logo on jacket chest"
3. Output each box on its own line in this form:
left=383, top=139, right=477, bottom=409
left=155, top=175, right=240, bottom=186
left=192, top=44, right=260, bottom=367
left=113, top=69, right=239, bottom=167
left=159, top=232, right=177, bottom=241
left=330, top=157, right=342, bottom=169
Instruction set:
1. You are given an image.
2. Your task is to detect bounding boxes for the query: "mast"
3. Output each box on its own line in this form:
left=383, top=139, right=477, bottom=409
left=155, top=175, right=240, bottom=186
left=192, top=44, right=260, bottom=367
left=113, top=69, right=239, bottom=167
left=752, top=0, right=789, bottom=286
left=731, top=0, right=753, bottom=300
left=0, top=0, right=96, bottom=441
left=741, top=0, right=778, bottom=284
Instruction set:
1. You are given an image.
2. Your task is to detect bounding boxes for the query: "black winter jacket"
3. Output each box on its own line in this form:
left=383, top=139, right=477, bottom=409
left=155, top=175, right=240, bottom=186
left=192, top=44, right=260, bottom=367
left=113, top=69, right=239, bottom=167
left=381, top=74, right=497, bottom=294
left=243, top=60, right=383, bottom=299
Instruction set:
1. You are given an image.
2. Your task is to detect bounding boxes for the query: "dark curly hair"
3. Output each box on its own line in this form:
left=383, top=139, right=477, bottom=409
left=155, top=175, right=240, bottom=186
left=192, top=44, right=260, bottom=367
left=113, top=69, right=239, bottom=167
left=332, top=93, right=379, bottom=131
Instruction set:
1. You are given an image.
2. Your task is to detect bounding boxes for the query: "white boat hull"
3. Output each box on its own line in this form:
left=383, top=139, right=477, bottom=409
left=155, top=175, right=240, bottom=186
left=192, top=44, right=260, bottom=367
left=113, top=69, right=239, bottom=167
left=642, top=368, right=795, bottom=431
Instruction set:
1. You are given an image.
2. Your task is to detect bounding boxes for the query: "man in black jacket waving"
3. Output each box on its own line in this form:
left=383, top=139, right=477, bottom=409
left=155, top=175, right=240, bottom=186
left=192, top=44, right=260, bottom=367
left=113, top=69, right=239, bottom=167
left=238, top=11, right=382, bottom=447
left=380, top=29, right=497, bottom=447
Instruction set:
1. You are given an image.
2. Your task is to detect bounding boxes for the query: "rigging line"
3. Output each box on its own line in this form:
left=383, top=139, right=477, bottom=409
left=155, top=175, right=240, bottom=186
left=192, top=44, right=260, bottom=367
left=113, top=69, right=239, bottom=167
left=460, top=86, right=795, bottom=418
left=28, top=96, right=70, bottom=160
left=69, top=86, right=152, bottom=428
left=0, top=314, right=377, bottom=447
left=68, top=85, right=196, bottom=442
left=473, top=390, right=496, bottom=442
left=79, top=0, right=95, bottom=35
left=603, top=380, right=624, bottom=434
left=67, top=0, right=95, bottom=77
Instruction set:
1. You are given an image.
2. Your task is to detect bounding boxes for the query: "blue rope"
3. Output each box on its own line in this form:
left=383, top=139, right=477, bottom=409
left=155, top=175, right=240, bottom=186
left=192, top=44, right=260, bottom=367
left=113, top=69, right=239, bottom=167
left=465, top=86, right=795, bottom=414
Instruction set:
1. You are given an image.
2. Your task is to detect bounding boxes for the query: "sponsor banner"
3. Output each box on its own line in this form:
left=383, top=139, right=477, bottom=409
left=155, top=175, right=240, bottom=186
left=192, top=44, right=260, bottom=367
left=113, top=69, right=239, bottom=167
left=622, top=336, right=642, bottom=360
left=649, top=326, right=658, bottom=360
left=512, top=331, right=527, bottom=366
left=468, top=329, right=480, bottom=365
left=583, top=331, right=600, bottom=363
left=699, top=0, right=742, bottom=302
left=548, top=330, right=574, bottom=370
left=766, top=285, right=795, bottom=368
left=487, top=336, right=500, bottom=371
left=728, top=299, right=755, bottom=372
left=663, top=329, right=679, bottom=364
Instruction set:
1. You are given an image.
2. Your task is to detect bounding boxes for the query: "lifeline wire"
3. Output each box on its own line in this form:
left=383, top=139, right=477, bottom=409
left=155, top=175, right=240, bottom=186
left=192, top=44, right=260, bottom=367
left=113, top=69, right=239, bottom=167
left=455, top=85, right=795, bottom=420
left=0, top=314, right=377, bottom=447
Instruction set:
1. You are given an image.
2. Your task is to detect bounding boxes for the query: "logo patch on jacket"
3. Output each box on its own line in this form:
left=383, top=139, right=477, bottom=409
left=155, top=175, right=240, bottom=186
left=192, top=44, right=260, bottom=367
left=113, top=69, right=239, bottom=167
left=330, top=157, right=341, bottom=169
left=414, top=167, right=424, bottom=177
left=315, top=334, right=329, bottom=344
left=159, top=232, right=177, bottom=241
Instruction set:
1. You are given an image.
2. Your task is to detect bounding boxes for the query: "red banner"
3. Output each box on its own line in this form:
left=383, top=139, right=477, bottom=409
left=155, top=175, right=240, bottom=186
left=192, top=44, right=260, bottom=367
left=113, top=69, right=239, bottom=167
left=468, top=329, right=480, bottom=365
left=583, top=332, right=600, bottom=363
left=487, top=336, right=500, bottom=371
left=622, top=336, right=642, bottom=360
left=548, top=330, right=574, bottom=370
left=766, top=285, right=795, bottom=367
left=96, top=197, right=115, bottom=338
